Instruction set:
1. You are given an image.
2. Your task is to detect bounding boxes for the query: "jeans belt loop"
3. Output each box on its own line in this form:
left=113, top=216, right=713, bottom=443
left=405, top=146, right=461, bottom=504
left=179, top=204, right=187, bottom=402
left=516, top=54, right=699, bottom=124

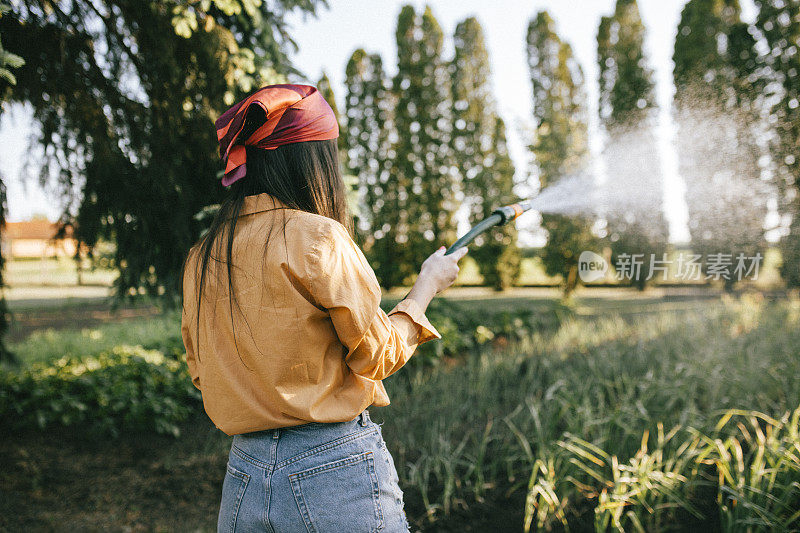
left=358, top=410, right=369, bottom=427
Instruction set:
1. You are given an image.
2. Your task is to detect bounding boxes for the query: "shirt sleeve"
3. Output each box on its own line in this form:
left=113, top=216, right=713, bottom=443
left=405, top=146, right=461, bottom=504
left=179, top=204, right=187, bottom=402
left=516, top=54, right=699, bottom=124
left=181, top=251, right=202, bottom=391
left=308, top=221, right=441, bottom=381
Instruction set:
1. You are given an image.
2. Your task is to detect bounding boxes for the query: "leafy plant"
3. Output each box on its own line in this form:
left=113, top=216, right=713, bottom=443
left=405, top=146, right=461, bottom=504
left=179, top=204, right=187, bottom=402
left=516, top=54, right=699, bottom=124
left=0, top=345, right=201, bottom=437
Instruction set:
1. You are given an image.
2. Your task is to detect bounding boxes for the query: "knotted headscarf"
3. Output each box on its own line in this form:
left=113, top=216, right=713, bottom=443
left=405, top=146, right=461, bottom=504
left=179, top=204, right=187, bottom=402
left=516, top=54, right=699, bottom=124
left=215, top=84, right=339, bottom=186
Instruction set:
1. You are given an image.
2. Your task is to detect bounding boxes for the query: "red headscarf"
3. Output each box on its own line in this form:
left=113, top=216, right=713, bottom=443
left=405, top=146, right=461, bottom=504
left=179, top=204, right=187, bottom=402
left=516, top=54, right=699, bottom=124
left=215, top=84, right=339, bottom=186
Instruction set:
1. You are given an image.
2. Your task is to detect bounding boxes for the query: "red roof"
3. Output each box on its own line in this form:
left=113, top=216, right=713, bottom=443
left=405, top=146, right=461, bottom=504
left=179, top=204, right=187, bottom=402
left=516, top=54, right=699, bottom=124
left=4, top=220, right=74, bottom=240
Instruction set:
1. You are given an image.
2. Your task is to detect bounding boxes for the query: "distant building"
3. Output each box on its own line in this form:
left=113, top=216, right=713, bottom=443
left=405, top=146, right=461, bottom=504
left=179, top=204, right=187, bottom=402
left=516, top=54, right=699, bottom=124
left=1, top=219, right=80, bottom=259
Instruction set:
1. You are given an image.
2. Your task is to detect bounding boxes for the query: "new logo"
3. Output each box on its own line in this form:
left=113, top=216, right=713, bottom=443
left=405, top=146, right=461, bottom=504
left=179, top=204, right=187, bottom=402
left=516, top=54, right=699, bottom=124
left=578, top=251, right=608, bottom=282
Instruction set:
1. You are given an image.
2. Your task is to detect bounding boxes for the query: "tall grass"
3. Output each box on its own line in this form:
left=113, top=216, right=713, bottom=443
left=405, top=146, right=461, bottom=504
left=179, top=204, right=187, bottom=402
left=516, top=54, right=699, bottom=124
left=379, top=295, right=800, bottom=529
left=524, top=407, right=800, bottom=531
left=696, top=409, right=800, bottom=530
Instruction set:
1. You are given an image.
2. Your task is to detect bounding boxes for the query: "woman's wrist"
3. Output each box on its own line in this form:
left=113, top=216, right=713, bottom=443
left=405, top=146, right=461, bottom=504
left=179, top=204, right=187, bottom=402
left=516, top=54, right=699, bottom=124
left=406, top=276, right=437, bottom=309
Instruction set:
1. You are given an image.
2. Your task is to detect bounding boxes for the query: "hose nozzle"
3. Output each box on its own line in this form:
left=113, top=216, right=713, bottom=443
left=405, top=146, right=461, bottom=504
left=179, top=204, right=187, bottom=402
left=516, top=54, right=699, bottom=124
left=491, top=203, right=526, bottom=225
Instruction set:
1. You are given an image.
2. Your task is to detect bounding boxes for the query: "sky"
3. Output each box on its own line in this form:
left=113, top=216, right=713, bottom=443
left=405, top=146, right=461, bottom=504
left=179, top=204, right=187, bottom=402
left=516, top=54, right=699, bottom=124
left=0, top=0, right=759, bottom=245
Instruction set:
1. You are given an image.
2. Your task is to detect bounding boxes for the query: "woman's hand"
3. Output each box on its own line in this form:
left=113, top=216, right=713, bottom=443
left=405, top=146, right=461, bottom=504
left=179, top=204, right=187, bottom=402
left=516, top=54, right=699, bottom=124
left=419, top=246, right=468, bottom=295
left=402, top=245, right=468, bottom=325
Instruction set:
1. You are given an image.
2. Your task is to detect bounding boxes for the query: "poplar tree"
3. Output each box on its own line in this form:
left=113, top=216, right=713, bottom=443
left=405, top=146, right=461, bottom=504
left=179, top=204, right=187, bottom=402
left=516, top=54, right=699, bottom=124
left=753, top=0, right=800, bottom=287
left=526, top=11, right=596, bottom=294
left=597, top=0, right=669, bottom=290
left=343, top=49, right=394, bottom=279
left=451, top=16, right=520, bottom=290
left=673, top=0, right=767, bottom=289
left=476, top=118, right=522, bottom=289
left=389, top=5, right=456, bottom=288
left=316, top=71, right=346, bottom=154
left=317, top=71, right=358, bottom=225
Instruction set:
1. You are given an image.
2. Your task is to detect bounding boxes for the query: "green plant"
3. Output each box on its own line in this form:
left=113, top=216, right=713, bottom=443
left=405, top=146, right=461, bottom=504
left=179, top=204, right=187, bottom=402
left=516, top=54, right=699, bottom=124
left=406, top=298, right=574, bottom=364
left=9, top=310, right=182, bottom=367
left=0, top=345, right=201, bottom=437
left=524, top=453, right=570, bottom=531
left=522, top=407, right=800, bottom=532
left=379, top=297, right=800, bottom=529
left=693, top=409, right=800, bottom=531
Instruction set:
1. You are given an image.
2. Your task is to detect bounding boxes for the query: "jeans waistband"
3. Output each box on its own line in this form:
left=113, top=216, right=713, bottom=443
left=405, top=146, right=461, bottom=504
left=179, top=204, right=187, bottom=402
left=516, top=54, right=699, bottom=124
left=289, top=409, right=371, bottom=431
left=230, top=410, right=373, bottom=470
left=235, top=409, right=371, bottom=440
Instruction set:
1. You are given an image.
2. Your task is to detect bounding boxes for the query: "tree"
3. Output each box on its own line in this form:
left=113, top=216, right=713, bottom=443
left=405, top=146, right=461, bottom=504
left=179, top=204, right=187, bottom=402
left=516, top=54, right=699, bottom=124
left=0, top=2, right=22, bottom=88
left=317, top=70, right=358, bottom=225
left=343, top=49, right=395, bottom=278
left=782, top=215, right=800, bottom=288
left=753, top=0, right=800, bottom=287
left=316, top=71, right=346, bottom=155
left=526, top=11, right=596, bottom=295
left=597, top=0, right=669, bottom=290
left=451, top=16, right=520, bottom=290
left=387, top=5, right=457, bottom=288
left=473, top=117, right=522, bottom=290
left=0, top=1, right=23, bottom=364
left=0, top=0, right=326, bottom=303
left=673, top=0, right=768, bottom=290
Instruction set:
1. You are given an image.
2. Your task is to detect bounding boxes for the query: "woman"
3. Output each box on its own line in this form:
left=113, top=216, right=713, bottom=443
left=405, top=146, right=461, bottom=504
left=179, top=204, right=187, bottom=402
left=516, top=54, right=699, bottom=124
left=181, top=84, right=467, bottom=532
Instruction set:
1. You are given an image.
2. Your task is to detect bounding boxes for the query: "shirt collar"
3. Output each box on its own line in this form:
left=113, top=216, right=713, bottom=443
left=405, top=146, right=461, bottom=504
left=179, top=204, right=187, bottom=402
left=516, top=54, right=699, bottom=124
left=240, top=193, right=292, bottom=217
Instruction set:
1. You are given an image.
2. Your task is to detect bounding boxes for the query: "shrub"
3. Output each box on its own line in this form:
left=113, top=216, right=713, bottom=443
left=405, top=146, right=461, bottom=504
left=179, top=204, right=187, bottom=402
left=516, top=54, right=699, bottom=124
left=406, top=298, right=574, bottom=364
left=0, top=345, right=201, bottom=438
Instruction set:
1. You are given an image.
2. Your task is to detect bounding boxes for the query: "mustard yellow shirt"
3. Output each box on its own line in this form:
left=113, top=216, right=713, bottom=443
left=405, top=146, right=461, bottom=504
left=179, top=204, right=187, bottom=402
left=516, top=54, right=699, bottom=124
left=181, top=193, right=441, bottom=435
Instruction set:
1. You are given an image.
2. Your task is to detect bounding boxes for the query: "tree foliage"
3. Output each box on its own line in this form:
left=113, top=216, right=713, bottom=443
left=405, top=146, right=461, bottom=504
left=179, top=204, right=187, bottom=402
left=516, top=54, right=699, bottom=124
left=0, top=1, right=23, bottom=364
left=527, top=11, right=596, bottom=295
left=0, top=0, right=325, bottom=302
left=597, top=0, right=656, bottom=127
left=452, top=16, right=520, bottom=290
left=0, top=2, right=22, bottom=87
left=597, top=0, right=669, bottom=289
left=343, top=48, right=395, bottom=278
left=753, top=0, right=800, bottom=287
left=673, top=0, right=768, bottom=289
left=316, top=71, right=346, bottom=155
left=316, top=70, right=359, bottom=227
left=385, top=5, right=457, bottom=288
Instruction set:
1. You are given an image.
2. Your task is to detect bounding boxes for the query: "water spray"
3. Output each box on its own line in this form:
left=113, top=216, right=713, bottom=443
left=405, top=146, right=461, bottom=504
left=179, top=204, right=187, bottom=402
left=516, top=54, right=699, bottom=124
left=443, top=173, right=596, bottom=255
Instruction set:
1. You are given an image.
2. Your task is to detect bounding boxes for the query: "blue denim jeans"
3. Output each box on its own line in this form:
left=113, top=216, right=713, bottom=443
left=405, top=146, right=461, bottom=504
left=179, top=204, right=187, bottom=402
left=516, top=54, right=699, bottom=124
left=217, top=410, right=411, bottom=532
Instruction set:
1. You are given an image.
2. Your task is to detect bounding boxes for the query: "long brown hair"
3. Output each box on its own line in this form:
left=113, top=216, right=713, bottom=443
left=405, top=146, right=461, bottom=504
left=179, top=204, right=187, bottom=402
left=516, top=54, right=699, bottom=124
left=183, top=136, right=351, bottom=362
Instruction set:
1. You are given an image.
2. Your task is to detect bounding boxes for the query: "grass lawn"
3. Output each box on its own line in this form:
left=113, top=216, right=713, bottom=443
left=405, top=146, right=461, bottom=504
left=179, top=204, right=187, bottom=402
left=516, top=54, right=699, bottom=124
left=7, top=286, right=729, bottom=369
left=8, top=307, right=178, bottom=364
left=6, top=257, right=117, bottom=287
left=2, top=290, right=799, bottom=531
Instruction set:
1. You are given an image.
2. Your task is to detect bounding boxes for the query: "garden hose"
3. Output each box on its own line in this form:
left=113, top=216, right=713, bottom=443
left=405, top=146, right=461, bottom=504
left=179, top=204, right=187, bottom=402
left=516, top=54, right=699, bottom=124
left=443, top=200, right=532, bottom=255
left=401, top=200, right=533, bottom=300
